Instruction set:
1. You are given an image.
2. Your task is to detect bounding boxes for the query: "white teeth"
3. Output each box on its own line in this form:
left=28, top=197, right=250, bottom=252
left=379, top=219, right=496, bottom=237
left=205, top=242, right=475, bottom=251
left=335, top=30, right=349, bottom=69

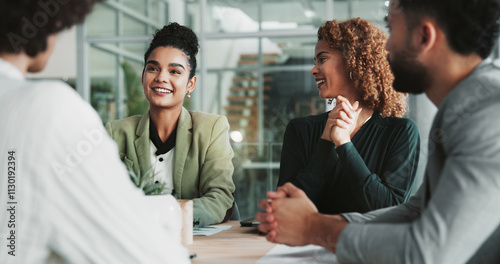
left=316, top=80, right=325, bottom=85
left=153, top=88, right=172, bottom=93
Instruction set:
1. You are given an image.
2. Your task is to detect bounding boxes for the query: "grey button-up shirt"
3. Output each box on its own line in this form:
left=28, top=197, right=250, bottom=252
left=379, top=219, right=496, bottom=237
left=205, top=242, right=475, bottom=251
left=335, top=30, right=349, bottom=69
left=337, top=60, right=500, bottom=264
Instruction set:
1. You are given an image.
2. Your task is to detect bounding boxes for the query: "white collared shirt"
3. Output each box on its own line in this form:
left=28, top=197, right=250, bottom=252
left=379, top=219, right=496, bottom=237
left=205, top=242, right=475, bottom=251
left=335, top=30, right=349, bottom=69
left=150, top=142, right=175, bottom=194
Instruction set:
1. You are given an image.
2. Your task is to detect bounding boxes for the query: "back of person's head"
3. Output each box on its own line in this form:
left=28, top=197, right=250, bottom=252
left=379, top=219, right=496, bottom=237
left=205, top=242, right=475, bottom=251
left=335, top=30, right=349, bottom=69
left=144, top=23, right=199, bottom=79
left=318, top=18, right=407, bottom=118
left=0, top=0, right=101, bottom=57
left=398, top=0, right=500, bottom=59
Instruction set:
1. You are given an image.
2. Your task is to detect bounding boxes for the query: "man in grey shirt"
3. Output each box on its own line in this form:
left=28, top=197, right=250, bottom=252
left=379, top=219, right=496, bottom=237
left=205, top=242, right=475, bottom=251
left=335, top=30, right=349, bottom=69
left=256, top=0, right=500, bottom=263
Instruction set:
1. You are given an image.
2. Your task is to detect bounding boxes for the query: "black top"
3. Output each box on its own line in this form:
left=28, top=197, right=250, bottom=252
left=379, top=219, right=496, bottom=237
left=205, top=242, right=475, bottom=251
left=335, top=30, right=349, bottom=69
left=278, top=111, right=420, bottom=214
left=149, top=119, right=177, bottom=156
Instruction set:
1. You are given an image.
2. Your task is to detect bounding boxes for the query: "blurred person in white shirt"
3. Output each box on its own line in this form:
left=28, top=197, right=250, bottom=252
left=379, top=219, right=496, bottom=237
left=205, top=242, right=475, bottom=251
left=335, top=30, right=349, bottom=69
left=0, top=0, right=189, bottom=263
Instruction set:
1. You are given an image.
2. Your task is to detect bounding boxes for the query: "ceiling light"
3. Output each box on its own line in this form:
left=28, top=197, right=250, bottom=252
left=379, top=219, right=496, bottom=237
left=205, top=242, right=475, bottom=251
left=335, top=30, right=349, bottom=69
left=304, top=10, right=316, bottom=18
left=230, top=131, right=243, bottom=143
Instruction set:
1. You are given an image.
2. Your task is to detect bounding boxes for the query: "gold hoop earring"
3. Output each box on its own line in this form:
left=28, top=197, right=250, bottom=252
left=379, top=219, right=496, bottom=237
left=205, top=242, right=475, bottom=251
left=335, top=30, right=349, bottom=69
left=186, top=93, right=191, bottom=98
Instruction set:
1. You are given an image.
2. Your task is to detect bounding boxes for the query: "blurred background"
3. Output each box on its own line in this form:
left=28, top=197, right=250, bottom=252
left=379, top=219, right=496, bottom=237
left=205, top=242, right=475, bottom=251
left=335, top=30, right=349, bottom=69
left=30, top=0, right=500, bottom=220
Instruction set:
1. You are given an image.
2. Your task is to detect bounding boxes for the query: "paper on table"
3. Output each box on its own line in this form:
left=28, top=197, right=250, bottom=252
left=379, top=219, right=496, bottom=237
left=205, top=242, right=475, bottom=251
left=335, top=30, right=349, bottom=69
left=256, top=244, right=338, bottom=264
left=193, top=225, right=231, bottom=236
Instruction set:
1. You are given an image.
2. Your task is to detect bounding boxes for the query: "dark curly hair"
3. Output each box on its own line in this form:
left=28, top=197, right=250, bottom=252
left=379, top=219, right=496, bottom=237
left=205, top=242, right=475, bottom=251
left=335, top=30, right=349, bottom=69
left=318, top=18, right=407, bottom=118
left=398, top=0, right=500, bottom=59
left=144, top=22, right=199, bottom=79
left=0, top=0, right=101, bottom=57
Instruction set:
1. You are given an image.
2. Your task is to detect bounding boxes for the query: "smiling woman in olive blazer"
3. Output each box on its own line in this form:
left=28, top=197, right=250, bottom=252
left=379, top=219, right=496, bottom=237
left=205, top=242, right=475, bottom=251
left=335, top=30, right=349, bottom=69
left=106, top=107, right=235, bottom=227
left=105, top=23, right=235, bottom=228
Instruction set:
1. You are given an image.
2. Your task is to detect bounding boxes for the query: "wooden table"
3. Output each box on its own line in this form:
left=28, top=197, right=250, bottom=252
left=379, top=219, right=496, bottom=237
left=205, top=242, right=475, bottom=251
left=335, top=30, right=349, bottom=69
left=187, top=221, right=275, bottom=263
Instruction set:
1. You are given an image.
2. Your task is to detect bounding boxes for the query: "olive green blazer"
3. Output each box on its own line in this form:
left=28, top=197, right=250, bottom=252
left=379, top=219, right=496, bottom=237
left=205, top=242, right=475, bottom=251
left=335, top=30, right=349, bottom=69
left=105, top=107, right=235, bottom=227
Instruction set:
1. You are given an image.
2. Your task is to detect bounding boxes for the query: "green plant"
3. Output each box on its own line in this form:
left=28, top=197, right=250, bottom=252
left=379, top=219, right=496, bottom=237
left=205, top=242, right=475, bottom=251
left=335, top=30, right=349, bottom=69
left=122, top=61, right=149, bottom=116
left=127, top=166, right=168, bottom=195
left=91, top=81, right=113, bottom=123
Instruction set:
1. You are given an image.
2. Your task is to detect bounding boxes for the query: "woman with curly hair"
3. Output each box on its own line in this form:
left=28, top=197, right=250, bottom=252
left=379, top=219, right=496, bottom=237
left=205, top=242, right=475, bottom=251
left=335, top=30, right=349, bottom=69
left=277, top=18, right=420, bottom=214
left=106, top=23, right=235, bottom=227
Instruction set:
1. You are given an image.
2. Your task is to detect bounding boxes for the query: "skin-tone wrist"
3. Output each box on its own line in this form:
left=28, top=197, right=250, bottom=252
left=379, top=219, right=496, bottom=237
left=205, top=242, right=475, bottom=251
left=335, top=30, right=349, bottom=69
left=305, top=213, right=325, bottom=245
left=333, top=138, right=350, bottom=148
left=331, top=214, right=349, bottom=222
left=321, top=131, right=332, bottom=142
left=306, top=213, right=349, bottom=253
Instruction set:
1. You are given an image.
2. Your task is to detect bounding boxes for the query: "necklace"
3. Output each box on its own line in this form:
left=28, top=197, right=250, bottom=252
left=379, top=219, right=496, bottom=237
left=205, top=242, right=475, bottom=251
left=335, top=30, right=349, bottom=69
left=363, top=115, right=372, bottom=124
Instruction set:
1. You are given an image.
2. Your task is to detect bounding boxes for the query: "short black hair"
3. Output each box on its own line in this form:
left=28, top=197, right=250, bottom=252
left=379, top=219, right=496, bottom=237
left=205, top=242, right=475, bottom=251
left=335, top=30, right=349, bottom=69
left=0, top=0, right=101, bottom=57
left=144, top=22, right=199, bottom=79
left=398, top=0, right=500, bottom=59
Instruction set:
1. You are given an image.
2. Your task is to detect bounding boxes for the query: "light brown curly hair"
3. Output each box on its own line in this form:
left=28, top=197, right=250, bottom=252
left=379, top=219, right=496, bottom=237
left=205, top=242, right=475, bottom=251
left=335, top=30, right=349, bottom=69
left=318, top=18, right=407, bottom=117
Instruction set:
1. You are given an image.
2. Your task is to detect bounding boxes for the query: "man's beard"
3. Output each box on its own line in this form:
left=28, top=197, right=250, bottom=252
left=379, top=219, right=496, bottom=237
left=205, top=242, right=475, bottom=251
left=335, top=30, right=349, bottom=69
left=388, top=46, right=431, bottom=94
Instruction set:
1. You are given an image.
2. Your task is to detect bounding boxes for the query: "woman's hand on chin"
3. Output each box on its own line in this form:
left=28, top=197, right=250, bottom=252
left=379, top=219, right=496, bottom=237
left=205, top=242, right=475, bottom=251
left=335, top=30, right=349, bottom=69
left=328, top=96, right=361, bottom=147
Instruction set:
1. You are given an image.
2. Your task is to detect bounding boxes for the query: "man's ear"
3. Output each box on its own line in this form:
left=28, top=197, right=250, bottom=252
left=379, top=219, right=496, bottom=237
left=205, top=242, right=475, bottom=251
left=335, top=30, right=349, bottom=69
left=412, top=20, right=438, bottom=55
left=141, top=69, right=145, bottom=84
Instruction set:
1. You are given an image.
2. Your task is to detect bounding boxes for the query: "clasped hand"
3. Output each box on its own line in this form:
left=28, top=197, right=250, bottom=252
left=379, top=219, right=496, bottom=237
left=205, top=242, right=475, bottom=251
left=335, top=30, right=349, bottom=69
left=255, top=183, right=348, bottom=249
left=255, top=183, right=318, bottom=246
left=321, top=95, right=362, bottom=147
